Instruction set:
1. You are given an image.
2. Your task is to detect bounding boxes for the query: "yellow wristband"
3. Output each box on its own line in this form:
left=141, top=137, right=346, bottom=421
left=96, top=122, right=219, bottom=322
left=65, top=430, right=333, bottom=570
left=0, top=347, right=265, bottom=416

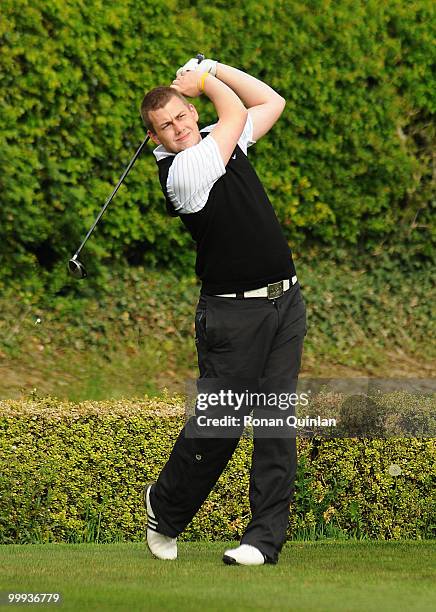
left=199, top=71, right=209, bottom=93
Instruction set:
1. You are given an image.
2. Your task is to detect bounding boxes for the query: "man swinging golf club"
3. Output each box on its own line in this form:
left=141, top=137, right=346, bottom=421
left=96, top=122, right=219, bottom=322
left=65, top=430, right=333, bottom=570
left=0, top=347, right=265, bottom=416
left=140, top=56, right=307, bottom=565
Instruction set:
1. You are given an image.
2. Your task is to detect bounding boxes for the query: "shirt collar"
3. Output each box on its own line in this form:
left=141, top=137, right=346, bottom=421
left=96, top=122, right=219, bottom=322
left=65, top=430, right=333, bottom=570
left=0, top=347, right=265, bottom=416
left=152, top=144, right=175, bottom=162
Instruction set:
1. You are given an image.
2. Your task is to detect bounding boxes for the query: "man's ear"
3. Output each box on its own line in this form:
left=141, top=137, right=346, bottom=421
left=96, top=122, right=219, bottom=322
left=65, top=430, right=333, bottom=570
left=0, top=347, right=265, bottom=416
left=147, top=129, right=160, bottom=145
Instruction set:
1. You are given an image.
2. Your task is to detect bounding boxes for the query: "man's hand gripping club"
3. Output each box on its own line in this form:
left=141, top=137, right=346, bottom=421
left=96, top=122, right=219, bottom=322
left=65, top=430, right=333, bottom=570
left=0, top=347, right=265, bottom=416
left=171, top=55, right=247, bottom=166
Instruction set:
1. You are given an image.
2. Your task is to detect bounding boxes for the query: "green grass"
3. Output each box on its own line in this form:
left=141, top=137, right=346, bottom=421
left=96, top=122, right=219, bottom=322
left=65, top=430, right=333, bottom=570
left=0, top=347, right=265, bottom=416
left=1, top=260, right=434, bottom=402
left=1, top=541, right=435, bottom=611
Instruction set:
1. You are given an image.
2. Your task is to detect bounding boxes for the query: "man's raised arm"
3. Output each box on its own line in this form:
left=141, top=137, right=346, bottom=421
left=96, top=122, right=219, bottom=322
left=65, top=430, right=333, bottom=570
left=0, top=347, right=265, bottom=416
left=215, top=63, right=285, bottom=141
left=177, top=57, right=286, bottom=142
left=191, top=60, right=286, bottom=141
left=171, top=70, right=247, bottom=166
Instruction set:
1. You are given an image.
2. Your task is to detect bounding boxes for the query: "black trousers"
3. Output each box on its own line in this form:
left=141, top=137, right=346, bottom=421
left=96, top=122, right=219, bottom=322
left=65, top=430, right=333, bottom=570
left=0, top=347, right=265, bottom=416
left=150, top=282, right=307, bottom=563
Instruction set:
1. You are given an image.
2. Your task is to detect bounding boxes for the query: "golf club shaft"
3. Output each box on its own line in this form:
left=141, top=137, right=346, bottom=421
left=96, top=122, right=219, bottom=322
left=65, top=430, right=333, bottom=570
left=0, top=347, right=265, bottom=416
left=71, top=53, right=205, bottom=263
left=72, top=135, right=150, bottom=260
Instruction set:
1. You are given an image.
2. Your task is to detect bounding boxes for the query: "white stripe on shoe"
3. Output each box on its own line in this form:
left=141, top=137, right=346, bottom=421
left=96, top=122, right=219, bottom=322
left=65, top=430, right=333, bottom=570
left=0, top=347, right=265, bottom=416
left=145, top=485, right=177, bottom=560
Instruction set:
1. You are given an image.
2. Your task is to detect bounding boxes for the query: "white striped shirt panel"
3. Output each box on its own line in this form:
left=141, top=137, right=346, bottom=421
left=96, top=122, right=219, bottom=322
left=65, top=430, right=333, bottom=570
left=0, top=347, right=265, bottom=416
left=166, top=135, right=225, bottom=214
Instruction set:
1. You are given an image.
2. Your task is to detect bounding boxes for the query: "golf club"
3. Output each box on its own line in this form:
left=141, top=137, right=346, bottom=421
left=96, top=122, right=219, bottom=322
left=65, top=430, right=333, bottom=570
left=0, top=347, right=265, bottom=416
left=68, top=53, right=205, bottom=279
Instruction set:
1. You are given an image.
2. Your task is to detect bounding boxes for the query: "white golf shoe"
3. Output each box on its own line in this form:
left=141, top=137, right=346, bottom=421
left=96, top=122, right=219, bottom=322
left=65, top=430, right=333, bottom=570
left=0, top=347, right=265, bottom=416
left=145, top=485, right=177, bottom=560
left=223, top=544, right=265, bottom=566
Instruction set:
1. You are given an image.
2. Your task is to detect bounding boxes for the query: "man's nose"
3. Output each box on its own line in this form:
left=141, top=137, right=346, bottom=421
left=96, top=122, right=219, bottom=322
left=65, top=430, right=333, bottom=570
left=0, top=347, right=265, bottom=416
left=174, top=120, right=183, bottom=133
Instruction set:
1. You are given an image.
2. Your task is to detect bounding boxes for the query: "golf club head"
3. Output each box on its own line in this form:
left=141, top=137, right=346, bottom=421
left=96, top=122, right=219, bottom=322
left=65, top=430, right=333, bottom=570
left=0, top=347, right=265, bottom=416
left=68, top=258, right=87, bottom=279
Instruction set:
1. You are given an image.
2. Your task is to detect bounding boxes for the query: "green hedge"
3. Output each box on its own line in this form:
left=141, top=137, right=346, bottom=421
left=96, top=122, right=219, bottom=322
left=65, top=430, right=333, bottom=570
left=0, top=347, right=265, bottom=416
left=0, top=0, right=434, bottom=295
left=0, top=395, right=434, bottom=544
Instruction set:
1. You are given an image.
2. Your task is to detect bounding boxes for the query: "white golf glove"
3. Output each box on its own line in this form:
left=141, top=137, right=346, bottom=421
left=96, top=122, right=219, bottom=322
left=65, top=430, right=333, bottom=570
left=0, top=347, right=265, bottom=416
left=176, top=57, right=217, bottom=78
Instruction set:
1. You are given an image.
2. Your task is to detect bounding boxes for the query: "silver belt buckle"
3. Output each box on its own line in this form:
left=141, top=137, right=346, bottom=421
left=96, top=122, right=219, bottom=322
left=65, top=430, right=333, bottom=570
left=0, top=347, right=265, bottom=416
left=267, top=280, right=284, bottom=300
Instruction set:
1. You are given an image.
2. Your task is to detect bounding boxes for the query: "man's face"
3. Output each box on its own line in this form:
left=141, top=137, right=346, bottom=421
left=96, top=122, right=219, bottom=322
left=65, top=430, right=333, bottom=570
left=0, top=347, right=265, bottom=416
left=148, top=97, right=201, bottom=153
